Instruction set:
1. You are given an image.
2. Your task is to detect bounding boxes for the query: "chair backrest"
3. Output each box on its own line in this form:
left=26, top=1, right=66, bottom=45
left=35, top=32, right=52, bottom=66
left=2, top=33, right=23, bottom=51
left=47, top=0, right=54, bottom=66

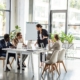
left=58, top=49, right=65, bottom=61
left=49, top=50, right=59, bottom=64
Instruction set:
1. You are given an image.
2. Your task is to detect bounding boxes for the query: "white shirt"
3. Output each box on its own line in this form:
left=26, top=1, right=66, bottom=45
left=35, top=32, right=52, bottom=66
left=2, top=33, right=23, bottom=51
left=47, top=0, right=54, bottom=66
left=5, top=41, right=8, bottom=46
left=39, top=34, right=42, bottom=40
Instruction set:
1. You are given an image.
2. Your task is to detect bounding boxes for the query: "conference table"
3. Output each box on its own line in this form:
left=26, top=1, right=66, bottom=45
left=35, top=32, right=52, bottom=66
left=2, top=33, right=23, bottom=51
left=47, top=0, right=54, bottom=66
left=2, top=48, right=48, bottom=79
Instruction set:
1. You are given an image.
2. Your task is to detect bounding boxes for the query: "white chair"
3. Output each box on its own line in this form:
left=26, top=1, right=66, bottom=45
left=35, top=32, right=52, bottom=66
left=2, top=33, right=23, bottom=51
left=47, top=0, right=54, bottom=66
left=57, top=49, right=67, bottom=73
left=42, top=50, right=60, bottom=76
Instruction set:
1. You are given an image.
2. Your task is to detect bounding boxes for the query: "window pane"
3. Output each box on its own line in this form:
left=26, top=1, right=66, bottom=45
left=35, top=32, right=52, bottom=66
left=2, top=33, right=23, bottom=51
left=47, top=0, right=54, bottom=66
left=68, top=0, right=80, bottom=24
left=0, top=11, right=9, bottom=36
left=33, top=0, right=49, bottom=24
left=68, top=26, right=80, bottom=40
left=42, top=24, right=48, bottom=31
left=51, top=0, right=67, bottom=10
left=0, top=0, right=10, bottom=10
left=52, top=13, right=66, bottom=34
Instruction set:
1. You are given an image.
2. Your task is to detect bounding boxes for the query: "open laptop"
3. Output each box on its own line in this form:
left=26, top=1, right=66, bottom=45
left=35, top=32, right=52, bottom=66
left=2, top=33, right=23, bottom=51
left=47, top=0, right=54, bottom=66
left=17, top=43, right=23, bottom=49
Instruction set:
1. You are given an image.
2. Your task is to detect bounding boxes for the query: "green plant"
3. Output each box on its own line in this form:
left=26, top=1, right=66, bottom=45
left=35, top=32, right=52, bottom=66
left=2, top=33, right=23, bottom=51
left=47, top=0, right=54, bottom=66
left=10, top=25, right=21, bottom=41
left=65, top=34, right=74, bottom=44
left=59, top=32, right=74, bottom=43
left=50, top=33, right=54, bottom=39
left=50, top=32, right=74, bottom=43
left=59, top=32, right=66, bottom=43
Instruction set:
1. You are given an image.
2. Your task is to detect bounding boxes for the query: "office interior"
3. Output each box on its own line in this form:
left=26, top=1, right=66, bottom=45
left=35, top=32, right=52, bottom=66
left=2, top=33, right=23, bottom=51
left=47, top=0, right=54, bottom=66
left=0, top=0, right=80, bottom=80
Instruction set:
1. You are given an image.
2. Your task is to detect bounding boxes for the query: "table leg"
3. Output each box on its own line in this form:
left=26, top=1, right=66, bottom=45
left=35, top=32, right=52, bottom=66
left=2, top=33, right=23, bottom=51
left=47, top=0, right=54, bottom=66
left=28, top=54, right=30, bottom=67
left=15, top=52, right=18, bottom=73
left=20, top=53, right=22, bottom=74
left=31, top=53, right=34, bottom=76
left=4, top=51, right=8, bottom=71
left=38, top=53, right=40, bottom=80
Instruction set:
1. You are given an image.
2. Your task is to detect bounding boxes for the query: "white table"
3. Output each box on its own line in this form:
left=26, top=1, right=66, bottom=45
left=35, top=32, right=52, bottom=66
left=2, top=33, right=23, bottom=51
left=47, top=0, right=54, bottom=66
left=2, top=48, right=48, bottom=79
left=2, top=48, right=35, bottom=74
left=33, top=49, right=48, bottom=80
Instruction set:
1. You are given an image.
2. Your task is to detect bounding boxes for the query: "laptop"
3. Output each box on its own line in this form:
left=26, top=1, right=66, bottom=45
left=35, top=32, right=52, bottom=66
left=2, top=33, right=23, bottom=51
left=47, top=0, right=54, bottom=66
left=27, top=41, right=32, bottom=49
left=17, top=43, right=23, bottom=49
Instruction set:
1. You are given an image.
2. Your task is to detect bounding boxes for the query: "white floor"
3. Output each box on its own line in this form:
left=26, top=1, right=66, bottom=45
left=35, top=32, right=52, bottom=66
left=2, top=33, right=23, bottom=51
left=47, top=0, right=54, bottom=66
left=0, top=53, right=80, bottom=80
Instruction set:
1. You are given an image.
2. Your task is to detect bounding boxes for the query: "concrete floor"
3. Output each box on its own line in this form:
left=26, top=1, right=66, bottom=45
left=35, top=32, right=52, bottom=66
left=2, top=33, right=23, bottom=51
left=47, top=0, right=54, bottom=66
left=0, top=54, right=80, bottom=80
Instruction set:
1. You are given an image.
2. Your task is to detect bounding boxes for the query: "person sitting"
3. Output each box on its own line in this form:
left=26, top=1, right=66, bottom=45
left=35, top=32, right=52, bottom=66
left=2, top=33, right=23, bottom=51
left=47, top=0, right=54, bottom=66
left=12, top=32, right=27, bottom=68
left=0, top=34, right=19, bottom=71
left=47, top=34, right=62, bottom=60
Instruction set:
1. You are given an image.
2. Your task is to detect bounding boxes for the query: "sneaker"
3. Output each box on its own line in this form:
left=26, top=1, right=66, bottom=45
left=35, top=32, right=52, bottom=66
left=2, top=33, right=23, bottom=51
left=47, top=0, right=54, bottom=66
left=22, top=64, right=26, bottom=67
left=6, top=67, right=10, bottom=71
left=17, top=67, right=25, bottom=70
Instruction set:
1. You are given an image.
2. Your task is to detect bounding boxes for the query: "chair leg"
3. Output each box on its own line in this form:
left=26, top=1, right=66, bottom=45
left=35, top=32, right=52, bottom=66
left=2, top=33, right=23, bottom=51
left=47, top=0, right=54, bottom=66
left=56, top=63, right=59, bottom=72
left=56, top=63, right=58, bottom=68
left=62, top=61, right=67, bottom=73
left=8, top=61, right=12, bottom=69
left=54, top=64, right=60, bottom=76
left=42, top=65, right=46, bottom=75
left=49, top=65, right=52, bottom=73
left=10, top=58, right=14, bottom=65
left=3, top=60, right=5, bottom=68
left=42, top=64, right=48, bottom=75
left=50, top=65, right=55, bottom=72
left=48, top=65, right=51, bottom=72
left=59, top=63, right=60, bottom=73
left=10, top=58, right=14, bottom=69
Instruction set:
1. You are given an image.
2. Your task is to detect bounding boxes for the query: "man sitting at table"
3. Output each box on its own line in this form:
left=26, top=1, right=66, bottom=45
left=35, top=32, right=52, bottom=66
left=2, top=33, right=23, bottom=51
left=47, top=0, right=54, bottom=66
left=0, top=34, right=19, bottom=71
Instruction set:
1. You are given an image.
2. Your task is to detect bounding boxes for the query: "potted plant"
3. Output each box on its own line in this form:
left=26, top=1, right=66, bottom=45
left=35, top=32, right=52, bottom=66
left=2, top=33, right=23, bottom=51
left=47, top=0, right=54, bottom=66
left=10, top=25, right=21, bottom=41
left=59, top=32, right=66, bottom=43
left=65, top=34, right=74, bottom=44
left=59, top=32, right=74, bottom=49
left=50, top=33, right=54, bottom=39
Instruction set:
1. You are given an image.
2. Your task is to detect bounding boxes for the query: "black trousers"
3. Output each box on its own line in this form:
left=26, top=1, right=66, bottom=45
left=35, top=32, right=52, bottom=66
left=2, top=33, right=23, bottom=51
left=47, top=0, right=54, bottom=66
left=38, top=41, right=47, bottom=62
left=7, top=53, right=19, bottom=66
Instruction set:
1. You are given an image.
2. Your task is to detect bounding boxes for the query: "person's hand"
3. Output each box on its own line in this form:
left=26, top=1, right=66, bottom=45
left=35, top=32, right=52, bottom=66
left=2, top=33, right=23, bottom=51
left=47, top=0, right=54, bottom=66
left=48, top=40, right=50, bottom=43
left=43, top=36, right=47, bottom=40
left=24, top=44, right=27, bottom=47
left=34, top=43, right=36, bottom=46
left=9, top=46, right=16, bottom=48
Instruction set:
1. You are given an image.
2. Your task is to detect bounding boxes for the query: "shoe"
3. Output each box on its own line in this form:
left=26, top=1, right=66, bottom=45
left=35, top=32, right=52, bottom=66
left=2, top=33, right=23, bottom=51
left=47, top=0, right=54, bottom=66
left=22, top=64, right=26, bottom=67
left=17, top=67, right=24, bottom=70
left=6, top=67, right=10, bottom=71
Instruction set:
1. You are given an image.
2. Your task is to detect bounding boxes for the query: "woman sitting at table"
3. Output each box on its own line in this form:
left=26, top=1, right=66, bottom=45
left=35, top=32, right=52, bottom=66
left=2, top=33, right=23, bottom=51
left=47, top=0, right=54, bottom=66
left=47, top=34, right=62, bottom=60
left=12, top=32, right=27, bottom=68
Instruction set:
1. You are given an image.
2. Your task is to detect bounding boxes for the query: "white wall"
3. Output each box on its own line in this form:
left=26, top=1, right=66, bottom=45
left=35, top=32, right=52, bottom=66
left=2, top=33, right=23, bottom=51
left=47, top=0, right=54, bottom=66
left=11, top=0, right=16, bottom=31
left=11, top=0, right=29, bottom=40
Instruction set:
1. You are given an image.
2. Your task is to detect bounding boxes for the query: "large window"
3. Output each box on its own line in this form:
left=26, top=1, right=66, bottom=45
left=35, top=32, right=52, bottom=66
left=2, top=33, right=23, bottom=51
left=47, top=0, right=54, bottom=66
left=33, top=0, right=80, bottom=37
left=68, top=0, right=80, bottom=25
left=68, top=0, right=80, bottom=39
left=50, top=0, right=67, bottom=34
left=51, top=0, right=67, bottom=10
left=51, top=13, right=66, bottom=34
left=0, top=0, right=10, bottom=36
left=33, top=0, right=49, bottom=30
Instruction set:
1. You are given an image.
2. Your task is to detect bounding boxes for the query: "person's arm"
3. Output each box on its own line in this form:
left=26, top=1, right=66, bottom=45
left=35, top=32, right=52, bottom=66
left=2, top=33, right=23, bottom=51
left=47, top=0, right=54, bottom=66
left=49, top=42, right=58, bottom=50
left=35, top=31, right=39, bottom=46
left=35, top=41, right=38, bottom=46
left=43, top=29, right=49, bottom=39
left=0, top=41, right=2, bottom=50
left=9, top=42, right=16, bottom=48
left=21, top=38, right=27, bottom=47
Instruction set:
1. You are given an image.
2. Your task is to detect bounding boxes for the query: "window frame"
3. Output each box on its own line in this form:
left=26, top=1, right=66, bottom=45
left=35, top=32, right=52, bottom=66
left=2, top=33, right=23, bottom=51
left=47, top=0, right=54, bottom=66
left=0, top=0, right=11, bottom=37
